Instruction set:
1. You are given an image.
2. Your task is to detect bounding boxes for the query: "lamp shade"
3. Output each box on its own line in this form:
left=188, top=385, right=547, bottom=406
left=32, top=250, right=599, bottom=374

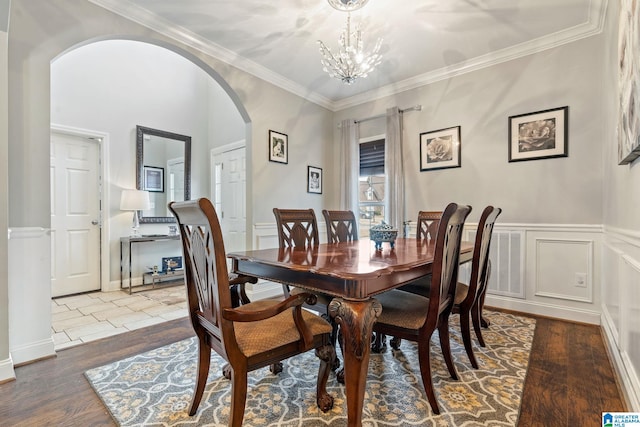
left=120, top=189, right=151, bottom=211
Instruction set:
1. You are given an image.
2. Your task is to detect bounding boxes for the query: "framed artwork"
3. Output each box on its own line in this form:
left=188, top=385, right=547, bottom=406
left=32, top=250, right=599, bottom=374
left=618, top=0, right=640, bottom=164
left=307, top=166, right=322, bottom=194
left=161, top=256, right=183, bottom=272
left=508, top=106, right=568, bottom=162
left=144, top=166, right=164, bottom=192
left=269, top=130, right=288, bottom=164
left=419, top=126, right=461, bottom=171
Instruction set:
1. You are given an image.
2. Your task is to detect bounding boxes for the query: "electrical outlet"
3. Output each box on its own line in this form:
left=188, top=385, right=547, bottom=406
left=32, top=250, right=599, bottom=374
left=575, top=272, right=587, bottom=288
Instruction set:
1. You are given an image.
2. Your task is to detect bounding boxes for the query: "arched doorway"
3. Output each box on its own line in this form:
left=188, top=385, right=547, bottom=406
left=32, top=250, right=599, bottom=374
left=49, top=39, right=250, bottom=347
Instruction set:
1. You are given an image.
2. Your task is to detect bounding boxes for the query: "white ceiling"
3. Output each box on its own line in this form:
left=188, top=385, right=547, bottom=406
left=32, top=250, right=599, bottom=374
left=90, top=0, right=605, bottom=111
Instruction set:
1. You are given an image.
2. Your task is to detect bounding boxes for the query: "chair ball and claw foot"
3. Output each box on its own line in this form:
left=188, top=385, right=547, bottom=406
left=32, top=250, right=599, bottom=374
left=169, top=198, right=336, bottom=426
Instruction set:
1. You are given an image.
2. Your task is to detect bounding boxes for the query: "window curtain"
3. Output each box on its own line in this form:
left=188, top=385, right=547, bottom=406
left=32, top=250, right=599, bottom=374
left=385, top=107, right=405, bottom=231
left=339, top=119, right=359, bottom=214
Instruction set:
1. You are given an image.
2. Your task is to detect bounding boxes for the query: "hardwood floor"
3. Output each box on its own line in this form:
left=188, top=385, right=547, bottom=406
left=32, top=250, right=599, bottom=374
left=0, top=312, right=626, bottom=426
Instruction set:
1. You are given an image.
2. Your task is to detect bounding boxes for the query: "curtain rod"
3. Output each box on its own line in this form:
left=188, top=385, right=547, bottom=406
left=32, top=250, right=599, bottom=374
left=338, top=105, right=423, bottom=127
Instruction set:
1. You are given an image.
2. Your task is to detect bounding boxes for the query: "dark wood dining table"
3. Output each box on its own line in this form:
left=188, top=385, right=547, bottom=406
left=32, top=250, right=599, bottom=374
left=228, top=237, right=473, bottom=427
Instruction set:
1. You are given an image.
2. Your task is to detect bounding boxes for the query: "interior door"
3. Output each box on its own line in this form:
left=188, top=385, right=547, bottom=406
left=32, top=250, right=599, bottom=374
left=51, top=132, right=101, bottom=297
left=212, top=146, right=246, bottom=254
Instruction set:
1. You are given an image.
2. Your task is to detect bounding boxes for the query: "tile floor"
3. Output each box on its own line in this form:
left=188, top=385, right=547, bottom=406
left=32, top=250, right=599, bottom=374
left=51, top=285, right=188, bottom=351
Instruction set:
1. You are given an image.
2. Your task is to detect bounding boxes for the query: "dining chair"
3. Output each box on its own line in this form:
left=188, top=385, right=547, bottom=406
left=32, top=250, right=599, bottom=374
left=168, top=199, right=335, bottom=426
left=273, top=208, right=340, bottom=369
left=322, top=209, right=358, bottom=243
left=451, top=206, right=501, bottom=368
left=372, top=210, right=443, bottom=352
left=397, top=210, right=443, bottom=296
left=372, top=202, right=472, bottom=415
left=272, top=208, right=320, bottom=300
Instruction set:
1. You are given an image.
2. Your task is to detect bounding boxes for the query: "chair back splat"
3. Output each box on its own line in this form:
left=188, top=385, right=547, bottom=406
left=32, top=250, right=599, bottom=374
left=169, top=199, right=335, bottom=426
left=416, top=211, right=442, bottom=241
left=273, top=208, right=319, bottom=248
left=322, top=209, right=358, bottom=243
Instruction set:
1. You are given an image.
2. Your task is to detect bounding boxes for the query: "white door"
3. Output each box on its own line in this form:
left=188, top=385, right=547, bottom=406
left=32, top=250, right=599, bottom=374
left=51, top=132, right=101, bottom=297
left=212, top=146, right=246, bottom=253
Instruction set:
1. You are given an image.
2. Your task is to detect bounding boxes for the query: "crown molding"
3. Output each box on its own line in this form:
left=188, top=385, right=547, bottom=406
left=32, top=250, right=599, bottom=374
left=332, top=0, right=608, bottom=111
left=89, top=0, right=606, bottom=112
left=88, top=0, right=335, bottom=110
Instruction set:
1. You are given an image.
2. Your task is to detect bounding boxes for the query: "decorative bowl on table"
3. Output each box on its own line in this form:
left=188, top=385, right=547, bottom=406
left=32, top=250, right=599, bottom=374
left=370, top=222, right=398, bottom=250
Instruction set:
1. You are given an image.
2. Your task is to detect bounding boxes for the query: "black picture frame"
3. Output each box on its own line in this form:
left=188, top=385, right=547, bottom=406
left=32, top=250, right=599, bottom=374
left=307, top=166, right=322, bottom=194
left=508, top=106, right=568, bottom=162
left=419, top=126, right=461, bottom=171
left=269, top=130, right=288, bottom=164
left=143, top=166, right=164, bottom=192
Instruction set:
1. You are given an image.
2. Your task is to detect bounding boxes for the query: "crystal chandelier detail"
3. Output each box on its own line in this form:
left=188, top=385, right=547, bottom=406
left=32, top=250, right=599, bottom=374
left=318, top=0, right=382, bottom=85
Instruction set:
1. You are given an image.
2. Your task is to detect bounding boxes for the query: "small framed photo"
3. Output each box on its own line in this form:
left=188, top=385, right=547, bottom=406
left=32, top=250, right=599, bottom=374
left=269, top=130, right=288, bottom=164
left=307, top=166, right=322, bottom=194
left=420, top=126, right=461, bottom=171
left=508, top=106, right=568, bottom=162
left=144, top=166, right=164, bottom=192
left=161, top=256, right=183, bottom=272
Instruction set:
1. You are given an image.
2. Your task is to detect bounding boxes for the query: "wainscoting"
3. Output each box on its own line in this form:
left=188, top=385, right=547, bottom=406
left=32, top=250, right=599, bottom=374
left=601, top=226, right=640, bottom=410
left=4, top=221, right=639, bottom=410
left=7, top=227, right=55, bottom=365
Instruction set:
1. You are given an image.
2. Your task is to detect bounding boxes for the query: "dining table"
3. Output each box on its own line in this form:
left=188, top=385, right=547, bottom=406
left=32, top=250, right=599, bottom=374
left=228, top=237, right=474, bottom=427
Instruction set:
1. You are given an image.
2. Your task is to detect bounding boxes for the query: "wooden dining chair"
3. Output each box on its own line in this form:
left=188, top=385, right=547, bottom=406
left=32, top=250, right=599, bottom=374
left=451, top=206, right=501, bottom=368
left=397, top=210, right=443, bottom=296
left=322, top=209, right=358, bottom=243
left=273, top=208, right=340, bottom=368
left=372, top=210, right=443, bottom=352
left=372, top=202, right=472, bottom=415
left=169, top=199, right=335, bottom=426
left=272, top=208, right=320, bottom=300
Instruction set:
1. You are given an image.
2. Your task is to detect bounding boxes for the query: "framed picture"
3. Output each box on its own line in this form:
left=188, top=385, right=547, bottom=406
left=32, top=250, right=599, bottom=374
left=419, top=126, right=461, bottom=171
left=269, top=130, right=288, bottom=164
left=144, top=166, right=164, bottom=192
left=508, top=106, right=568, bottom=162
left=307, top=166, right=322, bottom=194
left=618, top=0, right=640, bottom=164
left=161, top=256, right=183, bottom=272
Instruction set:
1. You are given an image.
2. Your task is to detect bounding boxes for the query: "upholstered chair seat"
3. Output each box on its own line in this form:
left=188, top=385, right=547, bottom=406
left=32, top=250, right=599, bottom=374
left=233, top=299, right=333, bottom=357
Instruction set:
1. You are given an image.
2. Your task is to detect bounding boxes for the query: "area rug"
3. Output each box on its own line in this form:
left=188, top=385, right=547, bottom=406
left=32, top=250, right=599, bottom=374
left=86, top=310, right=535, bottom=426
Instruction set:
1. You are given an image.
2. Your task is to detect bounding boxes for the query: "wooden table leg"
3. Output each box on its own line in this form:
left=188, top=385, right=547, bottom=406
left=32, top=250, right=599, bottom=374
left=329, top=298, right=382, bottom=427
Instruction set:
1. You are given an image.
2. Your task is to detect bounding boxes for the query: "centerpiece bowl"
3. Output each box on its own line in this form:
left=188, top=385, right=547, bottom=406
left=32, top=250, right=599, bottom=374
left=370, top=222, right=398, bottom=250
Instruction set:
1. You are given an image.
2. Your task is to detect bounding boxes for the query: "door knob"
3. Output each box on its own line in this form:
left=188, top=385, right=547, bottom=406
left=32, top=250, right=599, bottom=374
left=91, top=220, right=99, bottom=225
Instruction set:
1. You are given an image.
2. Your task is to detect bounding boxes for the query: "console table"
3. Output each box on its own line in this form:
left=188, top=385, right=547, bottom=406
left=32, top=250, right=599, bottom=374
left=120, top=234, right=182, bottom=294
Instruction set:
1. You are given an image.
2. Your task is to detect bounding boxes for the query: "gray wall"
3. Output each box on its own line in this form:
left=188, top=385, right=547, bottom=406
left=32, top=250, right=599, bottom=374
left=334, top=34, right=605, bottom=225
left=0, top=18, right=10, bottom=372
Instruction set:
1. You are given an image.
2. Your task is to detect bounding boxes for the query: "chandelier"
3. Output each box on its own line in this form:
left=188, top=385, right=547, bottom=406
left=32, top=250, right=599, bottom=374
left=317, top=0, right=382, bottom=85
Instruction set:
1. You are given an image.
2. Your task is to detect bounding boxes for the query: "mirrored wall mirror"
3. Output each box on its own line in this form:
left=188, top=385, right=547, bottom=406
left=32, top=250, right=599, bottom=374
left=136, top=125, right=191, bottom=223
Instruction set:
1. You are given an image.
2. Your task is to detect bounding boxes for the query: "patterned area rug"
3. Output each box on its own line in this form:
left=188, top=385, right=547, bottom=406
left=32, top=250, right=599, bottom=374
left=86, top=310, right=535, bottom=426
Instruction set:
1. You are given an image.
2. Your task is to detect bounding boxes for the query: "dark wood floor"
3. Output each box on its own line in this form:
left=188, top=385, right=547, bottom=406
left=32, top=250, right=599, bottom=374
left=0, top=312, right=626, bottom=426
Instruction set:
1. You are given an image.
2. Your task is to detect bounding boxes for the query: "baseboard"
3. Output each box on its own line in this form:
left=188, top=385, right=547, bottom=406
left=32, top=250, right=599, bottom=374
left=601, top=310, right=640, bottom=411
left=0, top=356, right=16, bottom=383
left=10, top=338, right=56, bottom=366
left=485, top=295, right=601, bottom=324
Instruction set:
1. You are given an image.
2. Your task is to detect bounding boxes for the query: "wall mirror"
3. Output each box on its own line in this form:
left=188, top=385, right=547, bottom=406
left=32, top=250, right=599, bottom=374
left=136, top=125, right=191, bottom=223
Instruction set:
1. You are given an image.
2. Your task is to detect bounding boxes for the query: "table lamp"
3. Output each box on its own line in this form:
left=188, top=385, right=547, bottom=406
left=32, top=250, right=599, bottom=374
left=120, top=189, right=151, bottom=236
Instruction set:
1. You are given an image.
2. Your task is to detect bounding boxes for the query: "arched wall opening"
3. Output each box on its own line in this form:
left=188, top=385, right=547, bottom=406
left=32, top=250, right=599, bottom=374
left=51, top=38, right=251, bottom=294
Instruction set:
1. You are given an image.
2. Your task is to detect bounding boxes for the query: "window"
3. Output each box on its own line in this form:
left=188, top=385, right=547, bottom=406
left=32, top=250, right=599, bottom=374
left=359, top=138, right=385, bottom=237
